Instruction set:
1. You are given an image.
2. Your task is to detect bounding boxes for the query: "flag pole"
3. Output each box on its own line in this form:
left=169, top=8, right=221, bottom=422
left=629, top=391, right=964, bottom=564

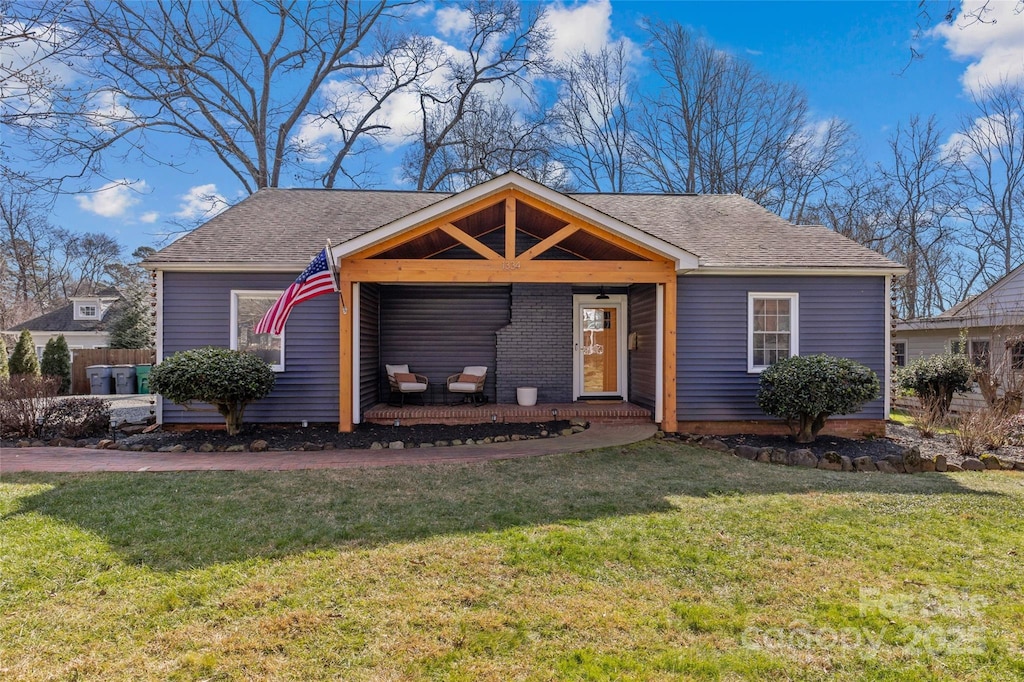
left=326, top=239, right=347, bottom=315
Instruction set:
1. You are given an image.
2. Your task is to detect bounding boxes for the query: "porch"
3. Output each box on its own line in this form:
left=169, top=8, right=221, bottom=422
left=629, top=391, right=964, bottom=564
left=363, top=400, right=653, bottom=426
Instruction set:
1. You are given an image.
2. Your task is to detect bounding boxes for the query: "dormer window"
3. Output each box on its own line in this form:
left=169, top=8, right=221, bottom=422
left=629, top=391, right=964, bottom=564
left=76, top=303, right=98, bottom=320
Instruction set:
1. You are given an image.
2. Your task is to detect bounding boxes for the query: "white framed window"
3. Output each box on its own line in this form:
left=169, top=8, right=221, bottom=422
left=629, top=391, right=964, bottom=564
left=950, top=336, right=990, bottom=370
left=892, top=340, right=907, bottom=368
left=77, top=304, right=98, bottom=319
left=748, top=292, right=799, bottom=373
left=230, top=290, right=285, bottom=371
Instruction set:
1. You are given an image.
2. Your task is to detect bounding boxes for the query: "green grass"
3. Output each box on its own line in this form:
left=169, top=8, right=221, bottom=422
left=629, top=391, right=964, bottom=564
left=2, top=440, right=1024, bottom=680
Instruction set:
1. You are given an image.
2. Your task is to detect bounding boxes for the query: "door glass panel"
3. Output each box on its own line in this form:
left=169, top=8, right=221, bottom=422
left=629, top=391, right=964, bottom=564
left=582, top=306, right=617, bottom=394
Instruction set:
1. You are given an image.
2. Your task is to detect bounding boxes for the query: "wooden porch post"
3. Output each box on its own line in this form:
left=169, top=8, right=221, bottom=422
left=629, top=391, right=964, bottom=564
left=662, top=277, right=678, bottom=432
left=338, top=277, right=355, bottom=432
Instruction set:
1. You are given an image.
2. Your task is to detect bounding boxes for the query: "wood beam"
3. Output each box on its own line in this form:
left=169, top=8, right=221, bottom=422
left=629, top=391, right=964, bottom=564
left=662, top=279, right=678, bottom=433
left=505, top=196, right=517, bottom=259
left=341, top=258, right=675, bottom=284
left=438, top=223, right=503, bottom=260
left=518, top=223, right=581, bottom=262
left=338, top=277, right=355, bottom=433
left=509, top=189, right=665, bottom=261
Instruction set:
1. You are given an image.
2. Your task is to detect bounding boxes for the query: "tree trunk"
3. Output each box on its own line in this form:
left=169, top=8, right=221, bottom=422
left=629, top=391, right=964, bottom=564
left=216, top=402, right=246, bottom=436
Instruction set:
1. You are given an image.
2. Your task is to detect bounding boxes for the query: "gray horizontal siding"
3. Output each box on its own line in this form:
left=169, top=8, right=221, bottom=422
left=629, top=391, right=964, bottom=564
left=379, top=285, right=510, bottom=402
left=628, top=284, right=657, bottom=410
left=161, top=272, right=339, bottom=424
left=677, top=275, right=887, bottom=421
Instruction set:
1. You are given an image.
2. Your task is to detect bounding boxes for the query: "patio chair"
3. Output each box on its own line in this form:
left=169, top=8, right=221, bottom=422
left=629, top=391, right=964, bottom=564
left=447, top=366, right=488, bottom=405
left=386, top=364, right=429, bottom=407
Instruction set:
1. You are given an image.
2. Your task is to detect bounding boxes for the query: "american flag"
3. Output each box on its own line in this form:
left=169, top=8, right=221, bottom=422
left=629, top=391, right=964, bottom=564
left=254, top=248, right=337, bottom=335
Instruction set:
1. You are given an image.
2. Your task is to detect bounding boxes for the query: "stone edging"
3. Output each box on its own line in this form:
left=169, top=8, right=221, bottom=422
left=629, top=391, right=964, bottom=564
left=684, top=437, right=1024, bottom=474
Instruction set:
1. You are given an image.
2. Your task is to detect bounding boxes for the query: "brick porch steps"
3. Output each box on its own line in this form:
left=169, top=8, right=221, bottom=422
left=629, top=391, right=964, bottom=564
left=363, top=401, right=653, bottom=426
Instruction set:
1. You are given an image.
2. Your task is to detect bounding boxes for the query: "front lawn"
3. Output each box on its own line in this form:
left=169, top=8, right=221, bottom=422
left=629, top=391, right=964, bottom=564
left=2, top=441, right=1023, bottom=680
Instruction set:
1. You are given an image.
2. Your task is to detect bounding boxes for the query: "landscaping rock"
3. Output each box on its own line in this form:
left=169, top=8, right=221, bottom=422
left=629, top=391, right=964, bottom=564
left=225, top=444, right=246, bottom=453
left=388, top=441, right=404, bottom=449
left=735, top=445, right=760, bottom=461
left=980, top=454, right=1002, bottom=470
left=947, top=463, right=963, bottom=472
left=570, top=418, right=587, bottom=427
left=701, top=439, right=731, bottom=453
left=961, top=458, right=985, bottom=471
left=56, top=437, right=77, bottom=448
left=817, top=451, right=843, bottom=471
left=934, top=454, right=947, bottom=472
left=560, top=428, right=575, bottom=437
left=420, top=443, right=434, bottom=448
left=482, top=437, right=493, bottom=444
left=465, top=438, right=475, bottom=445
left=790, top=449, right=819, bottom=468
left=30, top=439, right=46, bottom=447
left=902, top=446, right=923, bottom=473
left=539, top=430, right=548, bottom=437
left=300, top=442, right=322, bottom=451
left=435, top=440, right=450, bottom=447
left=920, top=457, right=936, bottom=473
left=158, top=444, right=186, bottom=453
left=770, top=448, right=789, bottom=465
left=198, top=442, right=215, bottom=453
left=841, top=455, right=853, bottom=472
left=119, top=423, right=149, bottom=436
left=884, top=455, right=907, bottom=473
left=875, top=460, right=898, bottom=474
left=853, top=456, right=877, bottom=472
left=97, top=439, right=115, bottom=449
left=1015, top=461, right=1024, bottom=472
left=250, top=439, right=269, bottom=452
left=451, top=439, right=463, bottom=445
left=755, top=448, right=772, bottom=463
left=370, top=442, right=384, bottom=450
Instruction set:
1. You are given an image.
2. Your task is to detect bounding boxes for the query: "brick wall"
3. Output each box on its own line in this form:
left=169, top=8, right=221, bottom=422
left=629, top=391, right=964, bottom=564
left=496, top=283, right=574, bottom=403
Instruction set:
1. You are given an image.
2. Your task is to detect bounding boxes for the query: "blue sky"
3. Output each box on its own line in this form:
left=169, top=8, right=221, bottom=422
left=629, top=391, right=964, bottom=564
left=35, top=0, right=1024, bottom=256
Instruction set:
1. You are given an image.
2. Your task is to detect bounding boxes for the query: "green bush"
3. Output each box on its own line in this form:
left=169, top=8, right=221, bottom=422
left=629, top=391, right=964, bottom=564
left=0, top=335, right=9, bottom=381
left=150, top=347, right=275, bottom=435
left=757, top=354, right=880, bottom=443
left=40, top=335, right=72, bottom=394
left=896, top=352, right=972, bottom=417
left=8, top=329, right=40, bottom=376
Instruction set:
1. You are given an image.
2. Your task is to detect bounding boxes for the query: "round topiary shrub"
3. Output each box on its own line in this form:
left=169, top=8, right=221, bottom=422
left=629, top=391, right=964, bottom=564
left=896, top=352, right=973, bottom=417
left=757, top=354, right=880, bottom=444
left=149, top=347, right=276, bottom=435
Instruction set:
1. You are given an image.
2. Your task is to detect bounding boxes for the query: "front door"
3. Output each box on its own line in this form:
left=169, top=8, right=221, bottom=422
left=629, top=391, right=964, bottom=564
left=574, top=295, right=627, bottom=399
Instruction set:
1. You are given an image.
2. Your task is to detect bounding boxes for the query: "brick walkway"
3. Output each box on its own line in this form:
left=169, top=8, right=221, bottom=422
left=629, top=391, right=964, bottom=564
left=0, top=423, right=658, bottom=473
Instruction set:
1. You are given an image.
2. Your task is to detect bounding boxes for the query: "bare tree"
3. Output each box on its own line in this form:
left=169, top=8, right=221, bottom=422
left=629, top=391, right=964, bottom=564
left=402, top=0, right=552, bottom=191
left=877, top=115, right=962, bottom=319
left=56, top=0, right=420, bottom=194
left=950, top=81, right=1024, bottom=280
left=551, top=42, right=638, bottom=192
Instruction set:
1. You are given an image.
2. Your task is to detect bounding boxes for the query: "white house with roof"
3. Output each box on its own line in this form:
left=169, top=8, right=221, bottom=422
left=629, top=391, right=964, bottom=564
left=5, top=287, right=123, bottom=359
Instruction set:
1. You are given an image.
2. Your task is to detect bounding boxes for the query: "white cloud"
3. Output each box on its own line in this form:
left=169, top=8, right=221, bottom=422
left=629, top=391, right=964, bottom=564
left=435, top=5, right=474, bottom=36
left=541, top=0, right=616, bottom=64
left=139, top=211, right=160, bottom=224
left=931, top=0, right=1024, bottom=94
left=175, top=184, right=228, bottom=222
left=0, top=20, right=79, bottom=120
left=75, top=180, right=148, bottom=218
left=942, top=110, right=1020, bottom=161
left=85, top=89, right=137, bottom=132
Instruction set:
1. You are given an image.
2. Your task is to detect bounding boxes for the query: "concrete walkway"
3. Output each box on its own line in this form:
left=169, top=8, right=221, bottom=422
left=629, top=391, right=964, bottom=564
left=0, top=423, right=658, bottom=474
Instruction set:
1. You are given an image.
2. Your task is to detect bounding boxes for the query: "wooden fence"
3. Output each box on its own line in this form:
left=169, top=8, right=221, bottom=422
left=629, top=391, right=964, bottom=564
left=71, top=348, right=155, bottom=395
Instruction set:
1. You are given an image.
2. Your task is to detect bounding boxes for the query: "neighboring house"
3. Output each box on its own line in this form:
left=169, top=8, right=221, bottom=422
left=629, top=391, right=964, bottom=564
left=5, top=287, right=123, bottom=359
left=143, top=172, right=905, bottom=436
left=895, top=262, right=1024, bottom=410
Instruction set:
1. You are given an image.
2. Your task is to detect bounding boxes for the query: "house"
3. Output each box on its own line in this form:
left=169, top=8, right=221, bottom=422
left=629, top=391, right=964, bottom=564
left=143, top=173, right=905, bottom=436
left=5, top=287, right=124, bottom=359
left=895, top=261, right=1024, bottom=412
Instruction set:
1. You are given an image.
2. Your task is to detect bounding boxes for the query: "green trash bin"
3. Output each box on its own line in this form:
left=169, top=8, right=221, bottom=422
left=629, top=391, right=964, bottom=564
left=135, top=364, right=152, bottom=395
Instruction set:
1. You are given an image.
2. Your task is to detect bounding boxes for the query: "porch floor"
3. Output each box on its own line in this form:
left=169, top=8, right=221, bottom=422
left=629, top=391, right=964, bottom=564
left=363, top=401, right=654, bottom=426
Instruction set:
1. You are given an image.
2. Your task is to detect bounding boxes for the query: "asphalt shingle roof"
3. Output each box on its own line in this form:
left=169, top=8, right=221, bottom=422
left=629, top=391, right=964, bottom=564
left=8, top=298, right=125, bottom=333
left=146, top=184, right=900, bottom=271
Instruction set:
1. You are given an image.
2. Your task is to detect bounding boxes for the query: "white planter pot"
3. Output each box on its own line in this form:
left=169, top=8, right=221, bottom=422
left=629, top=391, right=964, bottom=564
left=516, top=386, right=538, bottom=406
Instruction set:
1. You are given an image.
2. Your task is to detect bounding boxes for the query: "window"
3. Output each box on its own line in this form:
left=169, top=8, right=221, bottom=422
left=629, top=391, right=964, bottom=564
left=748, top=293, right=799, bottom=372
left=969, top=339, right=990, bottom=371
left=230, top=291, right=284, bottom=371
left=77, top=304, right=98, bottom=319
left=1010, top=340, right=1024, bottom=372
left=893, top=341, right=907, bottom=368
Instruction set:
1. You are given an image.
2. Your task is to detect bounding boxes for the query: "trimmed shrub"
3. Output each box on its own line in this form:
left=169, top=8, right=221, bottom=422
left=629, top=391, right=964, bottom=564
left=897, top=352, right=973, bottom=417
left=8, top=329, right=40, bottom=376
left=40, top=335, right=72, bottom=394
left=757, top=354, right=880, bottom=444
left=42, top=397, right=112, bottom=439
left=150, top=347, right=275, bottom=435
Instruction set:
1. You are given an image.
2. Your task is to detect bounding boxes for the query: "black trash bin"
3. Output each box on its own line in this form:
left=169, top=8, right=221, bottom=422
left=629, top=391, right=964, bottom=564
left=86, top=365, right=113, bottom=395
left=111, top=364, right=137, bottom=395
